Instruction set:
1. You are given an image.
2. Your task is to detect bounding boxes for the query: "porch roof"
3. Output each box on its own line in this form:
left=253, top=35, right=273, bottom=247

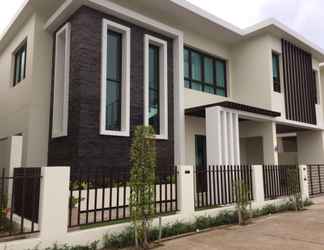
left=185, top=101, right=281, bottom=118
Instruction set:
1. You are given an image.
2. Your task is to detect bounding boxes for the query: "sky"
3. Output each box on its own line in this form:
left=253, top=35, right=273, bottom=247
left=0, top=0, right=323, bottom=49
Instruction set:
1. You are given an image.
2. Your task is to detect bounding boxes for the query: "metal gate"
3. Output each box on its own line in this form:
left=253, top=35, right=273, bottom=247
left=308, top=165, right=324, bottom=196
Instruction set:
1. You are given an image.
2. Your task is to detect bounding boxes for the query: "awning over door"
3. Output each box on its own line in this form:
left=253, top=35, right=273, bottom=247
left=185, top=101, right=281, bottom=118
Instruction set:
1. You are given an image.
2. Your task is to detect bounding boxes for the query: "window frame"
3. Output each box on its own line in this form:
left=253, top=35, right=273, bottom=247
left=144, top=35, right=168, bottom=140
left=52, top=23, right=71, bottom=138
left=272, top=52, right=281, bottom=93
left=100, top=19, right=131, bottom=137
left=184, top=46, right=227, bottom=97
left=13, top=40, right=27, bottom=87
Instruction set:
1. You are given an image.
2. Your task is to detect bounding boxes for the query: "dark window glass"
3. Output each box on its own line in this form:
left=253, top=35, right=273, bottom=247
left=204, top=57, right=214, bottom=84
left=191, top=51, right=202, bottom=81
left=13, top=42, right=27, bottom=86
left=272, top=53, right=281, bottom=92
left=149, top=45, right=160, bottom=134
left=184, top=47, right=227, bottom=97
left=106, top=30, right=122, bottom=131
left=184, top=48, right=190, bottom=78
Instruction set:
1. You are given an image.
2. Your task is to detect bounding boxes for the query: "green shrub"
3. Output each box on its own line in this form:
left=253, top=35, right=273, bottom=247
left=303, top=199, right=314, bottom=207
left=28, top=242, right=99, bottom=250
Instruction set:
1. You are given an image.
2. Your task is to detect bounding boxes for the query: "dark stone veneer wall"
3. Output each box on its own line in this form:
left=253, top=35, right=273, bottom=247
left=47, top=7, right=174, bottom=173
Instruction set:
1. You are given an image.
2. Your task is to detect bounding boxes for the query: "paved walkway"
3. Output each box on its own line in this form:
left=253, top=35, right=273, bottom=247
left=157, top=197, right=324, bottom=250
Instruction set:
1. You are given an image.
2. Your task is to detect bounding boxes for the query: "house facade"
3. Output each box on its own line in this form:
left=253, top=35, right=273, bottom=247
left=1, top=0, right=324, bottom=175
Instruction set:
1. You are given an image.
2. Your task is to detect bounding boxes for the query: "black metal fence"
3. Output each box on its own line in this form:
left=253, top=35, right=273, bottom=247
left=308, top=165, right=324, bottom=197
left=263, top=165, right=300, bottom=200
left=195, top=165, right=253, bottom=210
left=68, top=167, right=178, bottom=228
left=0, top=168, right=41, bottom=239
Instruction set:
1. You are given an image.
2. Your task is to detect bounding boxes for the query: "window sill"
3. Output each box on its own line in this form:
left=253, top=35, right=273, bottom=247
left=52, top=131, right=68, bottom=139
left=100, top=129, right=130, bottom=137
left=154, top=134, right=168, bottom=140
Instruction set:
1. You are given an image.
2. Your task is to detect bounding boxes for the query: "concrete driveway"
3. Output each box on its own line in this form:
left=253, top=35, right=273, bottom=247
left=157, top=197, right=324, bottom=250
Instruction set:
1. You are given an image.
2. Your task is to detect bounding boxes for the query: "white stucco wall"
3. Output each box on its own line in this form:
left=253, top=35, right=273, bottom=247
left=297, top=131, right=324, bottom=164
left=240, top=121, right=278, bottom=165
left=185, top=116, right=205, bottom=166
left=231, top=35, right=273, bottom=110
left=0, top=14, right=53, bottom=167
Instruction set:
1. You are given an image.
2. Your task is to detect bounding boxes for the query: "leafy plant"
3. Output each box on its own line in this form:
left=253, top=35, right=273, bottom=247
left=129, top=126, right=157, bottom=249
left=287, top=167, right=303, bottom=211
left=234, top=180, right=252, bottom=225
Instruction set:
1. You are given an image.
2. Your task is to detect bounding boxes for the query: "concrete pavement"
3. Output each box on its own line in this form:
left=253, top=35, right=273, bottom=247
left=157, top=197, right=324, bottom=250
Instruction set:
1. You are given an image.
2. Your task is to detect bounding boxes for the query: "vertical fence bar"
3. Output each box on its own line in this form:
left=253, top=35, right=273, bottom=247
left=109, top=172, right=113, bottom=221
left=309, top=166, right=314, bottom=196
left=102, top=171, right=106, bottom=222
left=0, top=169, right=5, bottom=217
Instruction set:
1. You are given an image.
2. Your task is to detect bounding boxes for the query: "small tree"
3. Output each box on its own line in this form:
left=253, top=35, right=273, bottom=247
left=129, top=126, right=156, bottom=249
left=287, top=167, right=303, bottom=211
left=234, top=180, right=252, bottom=225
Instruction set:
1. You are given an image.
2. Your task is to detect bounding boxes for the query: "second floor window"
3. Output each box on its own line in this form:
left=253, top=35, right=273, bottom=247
left=184, top=47, right=227, bottom=97
left=272, top=53, right=281, bottom=92
left=106, top=30, right=122, bottom=131
left=13, top=42, right=27, bottom=86
left=149, top=45, right=160, bottom=134
left=100, top=19, right=131, bottom=137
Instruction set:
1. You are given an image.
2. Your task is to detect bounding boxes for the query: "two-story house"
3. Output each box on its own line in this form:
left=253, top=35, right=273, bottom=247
left=0, top=0, right=324, bottom=177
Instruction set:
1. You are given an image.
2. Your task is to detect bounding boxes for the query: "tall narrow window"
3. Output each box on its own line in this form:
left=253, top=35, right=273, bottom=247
left=13, top=42, right=27, bottom=86
left=144, top=35, right=168, bottom=140
left=107, top=31, right=122, bottom=131
left=101, top=19, right=130, bottom=137
left=52, top=23, right=71, bottom=138
left=149, top=45, right=160, bottom=134
left=272, top=53, right=281, bottom=92
left=184, top=47, right=227, bottom=97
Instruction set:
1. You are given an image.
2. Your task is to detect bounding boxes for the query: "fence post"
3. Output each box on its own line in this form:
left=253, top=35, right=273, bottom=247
left=38, top=167, right=70, bottom=244
left=299, top=165, right=309, bottom=200
left=252, top=165, right=264, bottom=208
left=177, top=165, right=195, bottom=217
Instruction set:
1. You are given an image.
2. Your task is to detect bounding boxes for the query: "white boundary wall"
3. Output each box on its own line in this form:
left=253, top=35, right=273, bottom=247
left=0, top=165, right=309, bottom=250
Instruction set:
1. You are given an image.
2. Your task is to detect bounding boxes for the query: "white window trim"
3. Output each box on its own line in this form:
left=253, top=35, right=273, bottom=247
left=144, top=35, right=168, bottom=140
left=100, top=19, right=131, bottom=137
left=52, top=23, right=71, bottom=138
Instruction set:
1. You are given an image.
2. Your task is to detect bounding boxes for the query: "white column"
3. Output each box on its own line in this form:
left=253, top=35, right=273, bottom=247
left=177, top=165, right=195, bottom=216
left=206, top=107, right=240, bottom=165
left=39, top=167, right=70, bottom=243
left=173, top=35, right=186, bottom=165
left=252, top=165, right=265, bottom=208
left=263, top=122, right=278, bottom=165
left=7, top=136, right=23, bottom=207
left=299, top=165, right=309, bottom=200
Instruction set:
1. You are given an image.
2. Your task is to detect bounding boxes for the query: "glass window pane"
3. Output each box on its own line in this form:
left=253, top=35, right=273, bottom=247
left=191, top=51, right=202, bottom=81
left=15, top=52, right=21, bottom=84
left=215, top=60, right=226, bottom=87
left=149, top=45, right=160, bottom=134
left=185, top=80, right=190, bottom=88
left=192, top=81, right=203, bottom=91
left=204, top=84, right=215, bottom=94
left=107, top=31, right=122, bottom=81
left=20, top=49, right=26, bottom=81
left=216, top=88, right=226, bottom=97
left=184, top=48, right=190, bottom=78
left=272, top=54, right=279, bottom=79
left=106, top=30, right=122, bottom=131
left=204, top=57, right=214, bottom=84
left=107, top=80, right=121, bottom=130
